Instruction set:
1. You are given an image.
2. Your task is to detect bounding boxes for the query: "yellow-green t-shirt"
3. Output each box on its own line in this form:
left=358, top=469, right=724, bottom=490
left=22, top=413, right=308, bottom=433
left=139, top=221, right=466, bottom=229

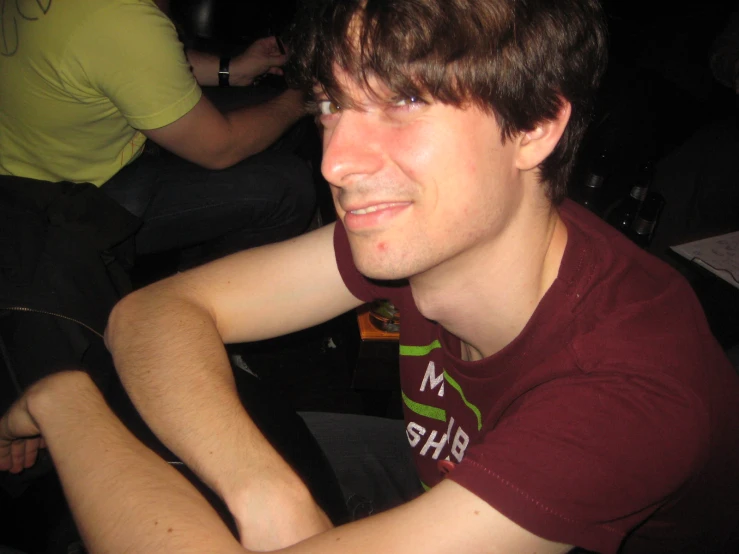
left=0, top=0, right=202, bottom=185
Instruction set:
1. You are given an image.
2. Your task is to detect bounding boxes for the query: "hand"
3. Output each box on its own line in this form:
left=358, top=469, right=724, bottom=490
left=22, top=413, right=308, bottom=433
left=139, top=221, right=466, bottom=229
left=0, top=385, right=45, bottom=474
left=228, top=468, right=333, bottom=550
left=231, top=36, right=289, bottom=86
left=0, top=371, right=90, bottom=474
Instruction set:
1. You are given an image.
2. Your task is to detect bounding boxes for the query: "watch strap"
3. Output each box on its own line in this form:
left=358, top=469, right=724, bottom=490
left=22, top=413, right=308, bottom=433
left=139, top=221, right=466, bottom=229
left=218, top=56, right=230, bottom=87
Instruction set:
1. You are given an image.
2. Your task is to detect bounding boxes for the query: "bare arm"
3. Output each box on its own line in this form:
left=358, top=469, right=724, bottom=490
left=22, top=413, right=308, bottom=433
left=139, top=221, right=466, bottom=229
left=142, top=87, right=306, bottom=170
left=146, top=36, right=299, bottom=169
left=105, top=224, right=363, bottom=549
left=0, top=372, right=572, bottom=554
left=186, top=37, right=288, bottom=87
left=75, top=2, right=299, bottom=170
left=1, top=372, right=247, bottom=554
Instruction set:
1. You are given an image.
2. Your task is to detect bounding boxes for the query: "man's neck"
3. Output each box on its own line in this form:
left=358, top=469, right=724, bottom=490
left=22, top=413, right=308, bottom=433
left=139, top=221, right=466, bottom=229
left=409, top=199, right=568, bottom=361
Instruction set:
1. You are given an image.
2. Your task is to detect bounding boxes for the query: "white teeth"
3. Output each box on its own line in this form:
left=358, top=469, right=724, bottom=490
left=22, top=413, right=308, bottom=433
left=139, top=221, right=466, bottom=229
left=351, top=203, right=395, bottom=215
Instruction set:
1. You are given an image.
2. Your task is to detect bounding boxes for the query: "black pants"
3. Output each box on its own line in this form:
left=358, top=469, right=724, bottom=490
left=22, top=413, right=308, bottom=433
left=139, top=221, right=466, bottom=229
left=300, top=412, right=424, bottom=519
left=100, top=144, right=316, bottom=268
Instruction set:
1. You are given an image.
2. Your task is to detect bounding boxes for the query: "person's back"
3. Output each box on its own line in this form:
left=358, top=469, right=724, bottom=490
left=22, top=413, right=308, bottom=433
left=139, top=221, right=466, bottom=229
left=1, top=0, right=316, bottom=270
left=0, top=0, right=199, bottom=185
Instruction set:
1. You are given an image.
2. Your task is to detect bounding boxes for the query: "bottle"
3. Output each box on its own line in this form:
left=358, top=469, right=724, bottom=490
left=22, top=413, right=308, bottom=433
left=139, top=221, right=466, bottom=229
left=578, top=147, right=610, bottom=216
left=630, top=191, right=665, bottom=248
left=606, top=160, right=653, bottom=235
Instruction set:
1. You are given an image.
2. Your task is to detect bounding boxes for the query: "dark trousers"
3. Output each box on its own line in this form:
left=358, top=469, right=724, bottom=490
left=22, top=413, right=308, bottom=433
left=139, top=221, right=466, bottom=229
left=100, top=144, right=316, bottom=268
left=300, top=412, right=424, bottom=519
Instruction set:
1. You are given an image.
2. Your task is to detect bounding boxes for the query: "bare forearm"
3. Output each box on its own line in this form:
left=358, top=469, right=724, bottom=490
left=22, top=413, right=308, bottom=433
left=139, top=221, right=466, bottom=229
left=188, top=49, right=262, bottom=87
left=142, top=88, right=306, bottom=170
left=105, top=285, right=300, bottom=505
left=217, top=89, right=306, bottom=164
left=186, top=49, right=225, bottom=86
left=186, top=37, right=288, bottom=88
left=30, top=373, right=244, bottom=554
left=8, top=372, right=572, bottom=554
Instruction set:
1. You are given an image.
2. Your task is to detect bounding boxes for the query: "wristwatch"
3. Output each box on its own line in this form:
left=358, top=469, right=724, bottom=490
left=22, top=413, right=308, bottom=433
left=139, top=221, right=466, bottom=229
left=218, top=56, right=230, bottom=87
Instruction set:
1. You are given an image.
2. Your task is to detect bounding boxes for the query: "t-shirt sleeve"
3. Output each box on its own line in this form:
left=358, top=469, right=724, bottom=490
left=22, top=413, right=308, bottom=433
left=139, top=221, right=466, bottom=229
left=64, top=1, right=201, bottom=130
left=448, top=372, right=709, bottom=553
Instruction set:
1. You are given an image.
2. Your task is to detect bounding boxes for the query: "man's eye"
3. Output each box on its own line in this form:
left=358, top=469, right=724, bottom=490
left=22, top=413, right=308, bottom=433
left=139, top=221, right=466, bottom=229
left=318, top=100, right=341, bottom=115
left=393, top=96, right=423, bottom=107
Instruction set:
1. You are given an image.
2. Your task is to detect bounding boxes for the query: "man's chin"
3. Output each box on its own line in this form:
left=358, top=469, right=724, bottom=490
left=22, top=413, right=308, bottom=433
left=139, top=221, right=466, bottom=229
left=347, top=235, right=421, bottom=281
left=353, top=256, right=411, bottom=283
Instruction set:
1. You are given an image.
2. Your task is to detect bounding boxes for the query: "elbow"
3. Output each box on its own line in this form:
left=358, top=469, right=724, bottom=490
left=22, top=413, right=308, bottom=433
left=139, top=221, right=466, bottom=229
left=105, top=290, right=143, bottom=353
left=105, top=277, right=216, bottom=360
left=198, top=125, right=249, bottom=169
left=105, top=284, right=166, bottom=355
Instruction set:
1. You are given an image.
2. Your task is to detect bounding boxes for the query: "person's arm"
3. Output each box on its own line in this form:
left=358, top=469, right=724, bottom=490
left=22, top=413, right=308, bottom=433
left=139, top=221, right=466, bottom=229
left=141, top=87, right=306, bottom=170
left=73, top=3, right=302, bottom=170
left=0, top=372, right=572, bottom=554
left=186, top=37, right=288, bottom=87
left=1, top=372, right=247, bottom=554
left=144, top=36, right=302, bottom=168
left=105, top=224, right=364, bottom=550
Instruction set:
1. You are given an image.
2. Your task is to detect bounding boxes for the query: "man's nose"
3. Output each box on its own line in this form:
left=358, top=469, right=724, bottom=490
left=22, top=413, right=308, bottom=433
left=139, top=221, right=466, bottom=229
left=321, top=111, right=384, bottom=188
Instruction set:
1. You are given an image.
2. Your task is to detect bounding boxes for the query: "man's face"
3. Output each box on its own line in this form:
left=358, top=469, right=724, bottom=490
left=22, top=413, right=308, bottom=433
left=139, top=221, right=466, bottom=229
left=318, top=72, right=525, bottom=281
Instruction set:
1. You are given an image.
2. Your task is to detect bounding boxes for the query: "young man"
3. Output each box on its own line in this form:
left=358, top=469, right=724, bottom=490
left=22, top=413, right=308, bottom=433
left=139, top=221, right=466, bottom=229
left=2, top=0, right=739, bottom=552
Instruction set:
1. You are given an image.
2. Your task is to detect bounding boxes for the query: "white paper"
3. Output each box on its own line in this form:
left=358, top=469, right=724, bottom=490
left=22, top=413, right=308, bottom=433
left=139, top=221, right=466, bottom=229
left=670, top=231, right=739, bottom=290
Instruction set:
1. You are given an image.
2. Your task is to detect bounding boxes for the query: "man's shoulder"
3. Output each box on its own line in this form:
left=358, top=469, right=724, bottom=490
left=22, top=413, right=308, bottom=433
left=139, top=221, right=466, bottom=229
left=36, top=0, right=172, bottom=65
left=79, top=0, right=171, bottom=33
left=556, top=200, right=715, bottom=370
left=36, top=0, right=159, bottom=27
left=559, top=199, right=695, bottom=313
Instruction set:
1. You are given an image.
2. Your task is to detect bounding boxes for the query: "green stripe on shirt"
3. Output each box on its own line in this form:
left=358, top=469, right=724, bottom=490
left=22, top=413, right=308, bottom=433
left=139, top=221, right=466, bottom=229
left=402, top=391, right=446, bottom=422
left=443, top=371, right=483, bottom=431
left=399, top=340, right=442, bottom=357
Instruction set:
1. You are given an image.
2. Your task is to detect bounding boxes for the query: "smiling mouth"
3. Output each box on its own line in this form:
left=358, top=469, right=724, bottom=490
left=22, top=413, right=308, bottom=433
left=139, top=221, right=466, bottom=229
left=349, top=202, right=407, bottom=215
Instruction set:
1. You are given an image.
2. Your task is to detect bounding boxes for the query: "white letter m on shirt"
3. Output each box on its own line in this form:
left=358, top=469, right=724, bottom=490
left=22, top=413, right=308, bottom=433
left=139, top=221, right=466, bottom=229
left=420, top=361, right=444, bottom=397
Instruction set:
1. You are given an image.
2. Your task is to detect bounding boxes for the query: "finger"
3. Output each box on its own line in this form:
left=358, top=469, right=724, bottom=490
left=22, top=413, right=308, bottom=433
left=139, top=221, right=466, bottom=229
left=0, top=421, right=12, bottom=471
left=269, top=53, right=290, bottom=67
left=0, top=448, right=11, bottom=471
left=275, top=36, right=287, bottom=56
left=23, top=437, right=41, bottom=469
left=10, top=440, right=26, bottom=473
left=251, top=36, right=280, bottom=55
left=259, top=36, right=279, bottom=50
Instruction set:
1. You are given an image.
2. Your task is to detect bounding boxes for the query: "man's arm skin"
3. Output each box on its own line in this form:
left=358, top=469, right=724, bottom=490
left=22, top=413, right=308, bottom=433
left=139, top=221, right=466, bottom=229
left=1, top=372, right=247, bottom=554
left=186, top=37, right=288, bottom=87
left=143, top=37, right=303, bottom=169
left=105, top=224, right=364, bottom=550
left=0, top=371, right=573, bottom=554
left=142, top=87, right=305, bottom=170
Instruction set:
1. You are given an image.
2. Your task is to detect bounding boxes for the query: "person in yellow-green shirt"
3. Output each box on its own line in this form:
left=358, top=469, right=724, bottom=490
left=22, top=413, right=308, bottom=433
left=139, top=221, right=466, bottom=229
left=0, top=0, right=315, bottom=267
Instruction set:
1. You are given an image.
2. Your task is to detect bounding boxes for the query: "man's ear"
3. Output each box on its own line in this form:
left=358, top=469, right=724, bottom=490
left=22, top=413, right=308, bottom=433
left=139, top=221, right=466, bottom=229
left=514, top=101, right=572, bottom=171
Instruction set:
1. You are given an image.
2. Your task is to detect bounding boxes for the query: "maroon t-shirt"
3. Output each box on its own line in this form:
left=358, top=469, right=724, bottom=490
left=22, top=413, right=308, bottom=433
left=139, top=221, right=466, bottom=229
left=334, top=199, right=739, bottom=553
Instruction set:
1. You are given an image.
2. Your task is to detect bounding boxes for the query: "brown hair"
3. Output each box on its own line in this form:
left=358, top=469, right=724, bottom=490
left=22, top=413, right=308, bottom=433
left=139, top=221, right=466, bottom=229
left=288, top=0, right=608, bottom=203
